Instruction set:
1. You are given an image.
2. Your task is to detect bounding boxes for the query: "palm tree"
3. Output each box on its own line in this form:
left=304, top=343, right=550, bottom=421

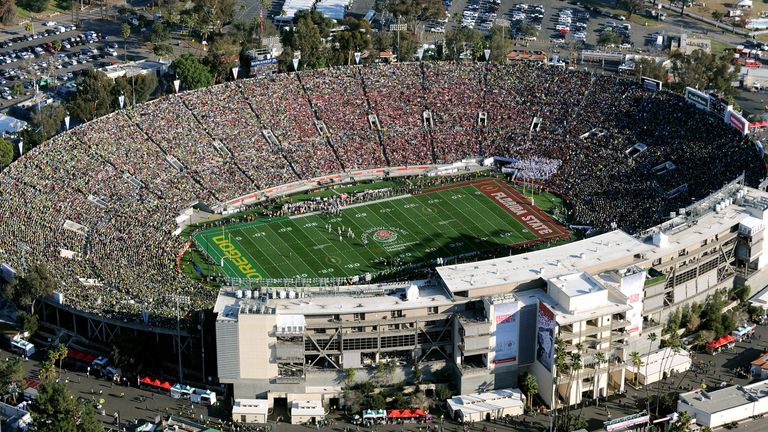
left=38, top=359, right=55, bottom=383
left=655, top=336, right=682, bottom=416
left=568, top=350, right=582, bottom=425
left=51, top=344, right=68, bottom=377
left=645, top=332, right=657, bottom=413
left=523, top=373, right=538, bottom=411
left=594, top=351, right=606, bottom=407
left=553, top=338, right=568, bottom=432
left=24, top=21, right=33, bottom=37
left=121, top=23, right=131, bottom=63
left=629, top=351, right=643, bottom=386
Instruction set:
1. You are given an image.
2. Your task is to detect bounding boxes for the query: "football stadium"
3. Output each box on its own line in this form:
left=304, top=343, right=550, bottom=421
left=1, top=62, right=767, bottom=424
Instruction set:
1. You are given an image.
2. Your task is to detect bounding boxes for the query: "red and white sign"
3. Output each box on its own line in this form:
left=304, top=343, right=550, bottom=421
left=728, top=110, right=749, bottom=135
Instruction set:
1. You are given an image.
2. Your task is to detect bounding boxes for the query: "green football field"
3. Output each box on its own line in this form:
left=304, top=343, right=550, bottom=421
left=192, top=178, right=568, bottom=282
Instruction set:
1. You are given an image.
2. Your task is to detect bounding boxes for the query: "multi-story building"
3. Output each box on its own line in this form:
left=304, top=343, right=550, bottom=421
left=215, top=181, right=768, bottom=419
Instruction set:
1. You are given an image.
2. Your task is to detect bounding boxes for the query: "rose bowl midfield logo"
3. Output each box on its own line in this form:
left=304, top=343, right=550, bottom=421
left=363, top=226, right=407, bottom=244
left=373, top=229, right=397, bottom=242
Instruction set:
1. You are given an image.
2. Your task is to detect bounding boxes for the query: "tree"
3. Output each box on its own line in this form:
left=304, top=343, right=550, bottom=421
left=370, top=393, right=386, bottom=409
left=193, top=0, right=236, bottom=29
left=597, top=31, right=623, bottom=47
left=645, top=332, right=657, bottom=413
left=331, top=17, right=372, bottom=65
left=630, top=351, right=643, bottom=385
left=712, top=11, right=723, bottom=21
left=618, top=0, right=642, bottom=18
left=435, top=384, right=452, bottom=401
left=16, top=310, right=38, bottom=336
left=731, top=285, right=751, bottom=305
left=290, top=15, right=326, bottom=69
left=77, top=401, right=102, bottom=432
left=411, top=390, right=430, bottom=410
left=153, top=43, right=173, bottom=58
left=38, top=359, right=55, bottom=383
left=150, top=21, right=170, bottom=45
left=519, top=372, right=538, bottom=410
left=395, top=30, right=419, bottom=63
left=68, top=70, right=114, bottom=122
left=50, top=343, right=68, bottom=378
left=121, top=23, right=131, bottom=62
left=0, top=357, right=25, bottom=403
left=445, top=27, right=484, bottom=61
left=20, top=0, right=47, bottom=13
left=489, top=25, right=510, bottom=63
left=343, top=388, right=362, bottom=413
left=30, top=103, right=67, bottom=140
left=374, top=362, right=386, bottom=386
left=31, top=382, right=101, bottom=432
left=593, top=351, right=606, bottom=407
left=0, top=0, right=16, bottom=25
left=0, top=137, right=12, bottom=168
left=10, top=82, right=23, bottom=97
left=14, top=263, right=57, bottom=313
left=204, top=36, right=241, bottom=83
left=670, top=410, right=693, bottom=432
left=411, top=362, right=422, bottom=384
left=343, top=368, right=356, bottom=388
left=388, top=0, right=444, bottom=21
left=635, top=58, right=666, bottom=82
left=171, top=54, right=214, bottom=90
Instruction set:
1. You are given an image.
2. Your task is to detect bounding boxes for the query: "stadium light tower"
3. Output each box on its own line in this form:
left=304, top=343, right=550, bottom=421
left=167, top=294, right=191, bottom=383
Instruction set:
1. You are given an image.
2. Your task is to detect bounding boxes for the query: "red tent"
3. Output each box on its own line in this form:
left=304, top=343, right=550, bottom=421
left=387, top=410, right=402, bottom=418
left=67, top=348, right=97, bottom=364
left=140, top=377, right=171, bottom=390
left=707, top=334, right=735, bottom=349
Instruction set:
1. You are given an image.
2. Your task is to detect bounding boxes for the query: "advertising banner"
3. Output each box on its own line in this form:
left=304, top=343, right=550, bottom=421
left=684, top=87, right=710, bottom=110
left=537, top=302, right=556, bottom=370
left=619, top=269, right=645, bottom=334
left=493, top=301, right=520, bottom=364
left=641, top=76, right=662, bottom=91
left=728, top=110, right=749, bottom=135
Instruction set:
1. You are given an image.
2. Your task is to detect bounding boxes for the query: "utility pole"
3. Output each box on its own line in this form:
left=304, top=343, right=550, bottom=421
left=167, top=294, right=191, bottom=383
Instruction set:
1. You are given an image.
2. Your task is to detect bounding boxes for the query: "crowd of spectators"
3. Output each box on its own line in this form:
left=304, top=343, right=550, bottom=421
left=0, top=61, right=761, bottom=323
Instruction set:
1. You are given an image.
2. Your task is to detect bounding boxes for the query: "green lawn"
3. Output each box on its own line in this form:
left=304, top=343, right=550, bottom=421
left=192, top=179, right=567, bottom=283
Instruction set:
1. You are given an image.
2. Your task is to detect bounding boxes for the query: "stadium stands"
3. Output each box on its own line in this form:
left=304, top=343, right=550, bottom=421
left=0, top=62, right=761, bottom=323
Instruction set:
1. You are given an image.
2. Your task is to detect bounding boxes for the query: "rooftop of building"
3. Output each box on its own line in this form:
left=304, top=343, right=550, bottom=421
left=447, top=388, right=525, bottom=415
left=679, top=379, right=768, bottom=413
left=436, top=230, right=652, bottom=294
left=232, top=399, right=269, bottom=415
left=548, top=272, right=606, bottom=298
left=214, top=280, right=453, bottom=320
left=515, top=287, right=630, bottom=326
left=628, top=347, right=692, bottom=378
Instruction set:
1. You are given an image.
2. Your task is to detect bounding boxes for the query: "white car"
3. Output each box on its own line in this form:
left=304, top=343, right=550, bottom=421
left=44, top=21, right=56, bottom=27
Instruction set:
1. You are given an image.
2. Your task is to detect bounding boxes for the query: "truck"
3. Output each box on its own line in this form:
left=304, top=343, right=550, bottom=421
left=10, top=339, right=35, bottom=357
left=644, top=8, right=667, bottom=21
left=190, top=388, right=217, bottom=406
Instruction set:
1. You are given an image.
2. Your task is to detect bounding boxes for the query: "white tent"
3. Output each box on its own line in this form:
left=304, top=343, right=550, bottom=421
left=738, top=0, right=753, bottom=8
left=447, top=388, right=526, bottom=423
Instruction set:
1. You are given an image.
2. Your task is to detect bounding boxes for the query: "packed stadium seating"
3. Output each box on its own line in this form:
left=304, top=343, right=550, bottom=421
left=0, top=62, right=761, bottom=322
